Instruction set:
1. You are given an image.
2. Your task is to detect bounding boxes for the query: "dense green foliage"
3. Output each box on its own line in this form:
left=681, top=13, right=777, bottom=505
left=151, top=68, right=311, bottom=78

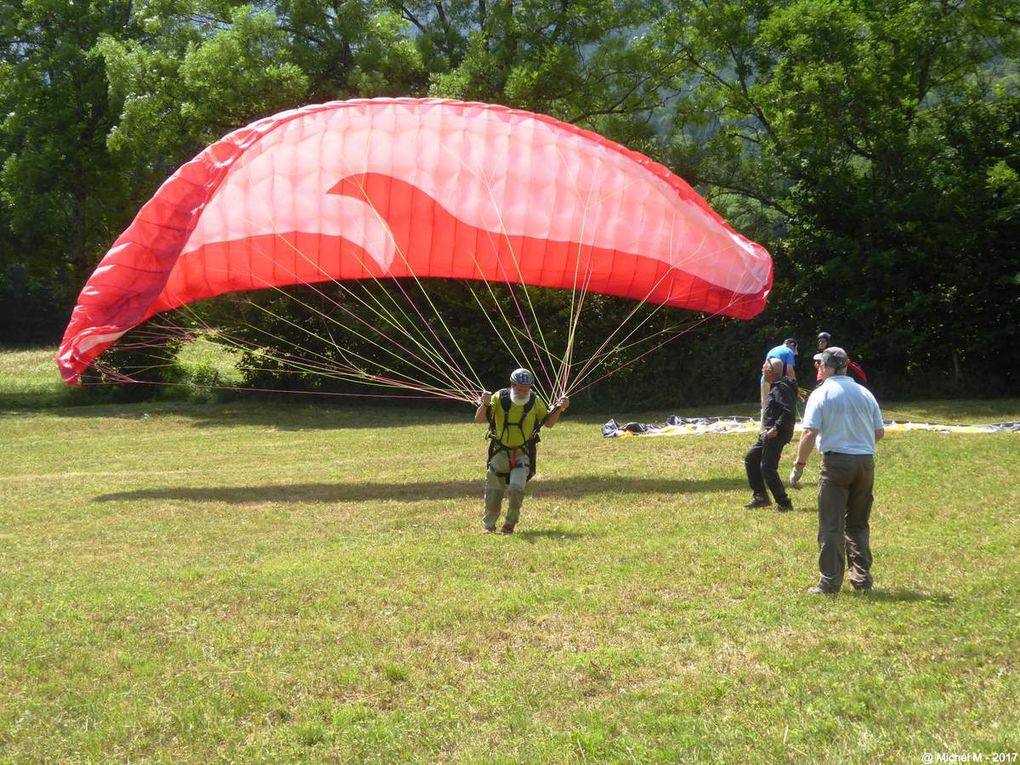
left=2, top=0, right=1017, bottom=403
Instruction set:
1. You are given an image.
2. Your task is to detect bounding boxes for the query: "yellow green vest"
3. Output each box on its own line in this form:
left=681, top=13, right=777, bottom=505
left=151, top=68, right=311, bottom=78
left=490, top=390, right=548, bottom=447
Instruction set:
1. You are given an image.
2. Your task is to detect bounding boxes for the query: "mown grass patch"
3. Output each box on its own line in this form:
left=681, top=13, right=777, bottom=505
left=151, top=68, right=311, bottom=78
left=1, top=350, right=1018, bottom=762
left=0, top=346, right=72, bottom=409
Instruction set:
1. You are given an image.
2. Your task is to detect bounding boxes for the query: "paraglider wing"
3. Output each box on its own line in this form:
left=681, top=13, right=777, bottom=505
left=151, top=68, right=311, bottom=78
left=58, top=98, right=772, bottom=384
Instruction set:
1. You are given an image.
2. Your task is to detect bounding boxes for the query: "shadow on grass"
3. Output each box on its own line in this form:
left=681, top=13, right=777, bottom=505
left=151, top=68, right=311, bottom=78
left=34, top=395, right=745, bottom=432
left=0, top=388, right=93, bottom=412
left=48, top=399, right=475, bottom=430
left=858, top=589, right=954, bottom=605
left=512, top=528, right=586, bottom=544
left=41, top=399, right=629, bottom=431
left=94, top=475, right=746, bottom=504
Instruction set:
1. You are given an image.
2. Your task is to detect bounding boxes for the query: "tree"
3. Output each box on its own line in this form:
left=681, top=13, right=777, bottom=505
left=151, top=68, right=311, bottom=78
left=395, top=0, right=670, bottom=138
left=0, top=0, right=135, bottom=304
left=96, top=3, right=309, bottom=202
left=655, top=0, right=1020, bottom=397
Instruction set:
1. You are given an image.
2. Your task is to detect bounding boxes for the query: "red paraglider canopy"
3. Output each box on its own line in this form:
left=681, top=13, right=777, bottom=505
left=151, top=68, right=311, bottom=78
left=58, top=98, right=772, bottom=384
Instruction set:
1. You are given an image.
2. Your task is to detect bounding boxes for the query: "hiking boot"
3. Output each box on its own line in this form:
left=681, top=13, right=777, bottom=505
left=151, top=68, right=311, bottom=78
left=806, top=585, right=837, bottom=595
left=744, top=496, right=771, bottom=509
left=482, top=526, right=497, bottom=534
left=775, top=500, right=794, bottom=513
left=500, top=524, right=515, bottom=534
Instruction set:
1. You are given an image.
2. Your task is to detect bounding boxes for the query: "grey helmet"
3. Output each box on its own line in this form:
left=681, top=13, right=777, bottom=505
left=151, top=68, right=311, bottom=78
left=817, top=331, right=831, bottom=342
left=510, top=368, right=535, bottom=386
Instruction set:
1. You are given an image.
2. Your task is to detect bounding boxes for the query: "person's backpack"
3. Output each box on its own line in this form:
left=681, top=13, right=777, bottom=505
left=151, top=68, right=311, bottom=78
left=486, top=388, right=541, bottom=481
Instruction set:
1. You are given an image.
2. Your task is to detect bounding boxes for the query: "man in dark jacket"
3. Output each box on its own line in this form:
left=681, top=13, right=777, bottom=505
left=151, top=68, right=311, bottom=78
left=744, top=357, right=798, bottom=511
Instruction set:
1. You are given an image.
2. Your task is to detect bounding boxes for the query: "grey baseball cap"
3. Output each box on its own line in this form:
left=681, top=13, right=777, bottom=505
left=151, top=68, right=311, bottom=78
left=817, top=347, right=848, bottom=370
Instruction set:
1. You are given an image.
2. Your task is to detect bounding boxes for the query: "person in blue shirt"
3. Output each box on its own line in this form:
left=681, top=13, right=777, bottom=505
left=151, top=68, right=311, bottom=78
left=760, top=338, right=797, bottom=422
left=789, top=347, right=885, bottom=594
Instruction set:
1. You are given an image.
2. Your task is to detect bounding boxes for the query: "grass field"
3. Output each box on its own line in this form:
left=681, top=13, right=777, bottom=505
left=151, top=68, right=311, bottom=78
left=2, top=350, right=1018, bottom=763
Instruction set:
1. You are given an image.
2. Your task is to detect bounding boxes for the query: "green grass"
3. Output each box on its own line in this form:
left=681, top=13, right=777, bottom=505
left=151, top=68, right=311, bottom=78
left=0, top=341, right=242, bottom=410
left=0, top=346, right=72, bottom=408
left=1, top=349, right=1018, bottom=762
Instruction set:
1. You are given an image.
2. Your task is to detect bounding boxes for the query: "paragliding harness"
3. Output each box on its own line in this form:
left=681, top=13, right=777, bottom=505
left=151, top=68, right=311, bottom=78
left=486, top=388, right=544, bottom=483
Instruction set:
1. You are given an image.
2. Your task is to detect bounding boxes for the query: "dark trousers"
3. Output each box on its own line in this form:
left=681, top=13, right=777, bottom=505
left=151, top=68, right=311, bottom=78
left=817, top=452, right=875, bottom=591
left=744, top=432, right=792, bottom=503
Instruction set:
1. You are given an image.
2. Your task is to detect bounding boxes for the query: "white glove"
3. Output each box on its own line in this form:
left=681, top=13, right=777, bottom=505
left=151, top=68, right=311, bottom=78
left=789, top=463, right=804, bottom=489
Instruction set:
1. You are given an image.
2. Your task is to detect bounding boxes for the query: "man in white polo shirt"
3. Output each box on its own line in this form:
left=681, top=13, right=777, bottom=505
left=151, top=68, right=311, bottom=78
left=789, top=347, right=885, bottom=594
